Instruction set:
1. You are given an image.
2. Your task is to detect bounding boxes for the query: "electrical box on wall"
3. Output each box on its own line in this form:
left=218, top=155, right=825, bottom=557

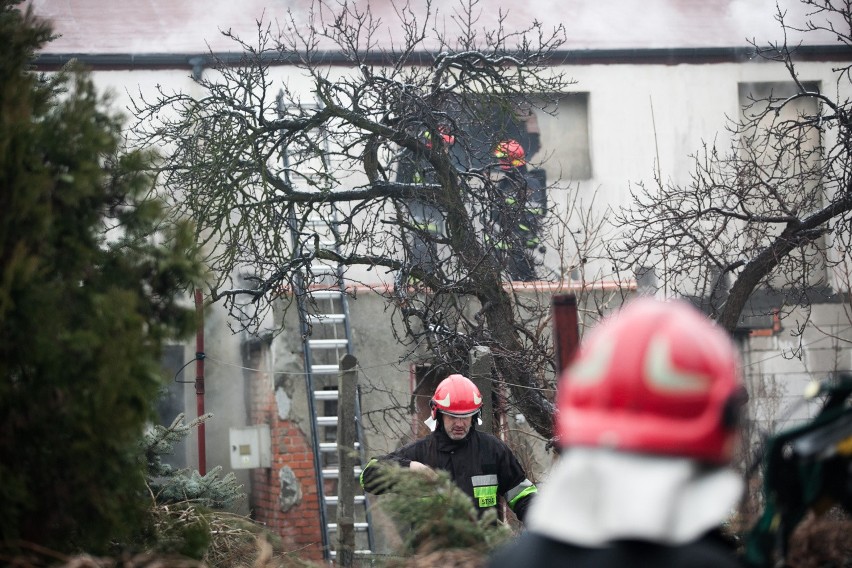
left=229, top=425, right=271, bottom=469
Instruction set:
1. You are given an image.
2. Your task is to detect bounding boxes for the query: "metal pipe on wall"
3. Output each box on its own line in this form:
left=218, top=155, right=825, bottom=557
left=195, top=288, right=206, bottom=476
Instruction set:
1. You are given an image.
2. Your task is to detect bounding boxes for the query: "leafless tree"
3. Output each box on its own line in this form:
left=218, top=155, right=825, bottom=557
left=130, top=0, right=601, bottom=440
left=609, top=0, right=852, bottom=336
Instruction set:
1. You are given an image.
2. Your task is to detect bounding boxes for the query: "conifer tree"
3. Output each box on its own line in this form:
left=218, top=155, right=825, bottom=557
left=371, top=465, right=511, bottom=559
left=144, top=413, right=244, bottom=509
left=0, top=0, right=203, bottom=554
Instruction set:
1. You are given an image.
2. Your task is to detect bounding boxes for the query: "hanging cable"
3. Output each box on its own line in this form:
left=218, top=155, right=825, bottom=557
left=174, top=352, right=205, bottom=384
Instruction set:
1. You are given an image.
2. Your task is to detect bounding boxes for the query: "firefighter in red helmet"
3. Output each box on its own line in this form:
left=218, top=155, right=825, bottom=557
left=360, top=374, right=537, bottom=522
left=489, top=298, right=747, bottom=567
left=490, top=139, right=545, bottom=281
left=423, top=126, right=455, bottom=149
left=395, top=125, right=456, bottom=275
left=493, top=139, right=527, bottom=169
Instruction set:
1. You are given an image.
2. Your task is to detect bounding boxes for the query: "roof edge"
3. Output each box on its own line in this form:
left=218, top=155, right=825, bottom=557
left=32, top=45, right=852, bottom=73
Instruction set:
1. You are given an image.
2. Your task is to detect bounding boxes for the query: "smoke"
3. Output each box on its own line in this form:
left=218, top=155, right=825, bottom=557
left=34, top=0, right=842, bottom=55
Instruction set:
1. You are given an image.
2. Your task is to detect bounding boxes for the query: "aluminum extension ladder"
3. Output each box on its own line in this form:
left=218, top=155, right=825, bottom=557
left=292, top=216, right=375, bottom=561
left=279, top=91, right=375, bottom=561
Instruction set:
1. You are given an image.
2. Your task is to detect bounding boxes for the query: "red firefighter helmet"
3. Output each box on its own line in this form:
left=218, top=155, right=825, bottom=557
left=423, top=126, right=455, bottom=149
left=430, top=374, right=483, bottom=419
left=493, top=139, right=526, bottom=169
left=556, top=298, right=744, bottom=464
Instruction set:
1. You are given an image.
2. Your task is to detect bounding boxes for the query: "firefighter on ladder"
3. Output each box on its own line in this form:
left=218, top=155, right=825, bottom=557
left=489, top=139, right=545, bottom=282
left=396, top=127, right=455, bottom=274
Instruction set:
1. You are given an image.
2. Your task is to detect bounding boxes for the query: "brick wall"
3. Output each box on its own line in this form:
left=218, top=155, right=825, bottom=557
left=245, top=342, right=325, bottom=563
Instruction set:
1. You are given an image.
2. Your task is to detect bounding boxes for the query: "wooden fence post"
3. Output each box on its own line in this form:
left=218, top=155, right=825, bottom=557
left=469, top=346, right=494, bottom=435
left=336, top=353, right=358, bottom=567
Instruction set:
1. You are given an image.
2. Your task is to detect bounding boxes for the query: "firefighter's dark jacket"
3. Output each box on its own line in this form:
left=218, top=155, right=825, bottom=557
left=359, top=423, right=537, bottom=522
left=488, top=529, right=743, bottom=568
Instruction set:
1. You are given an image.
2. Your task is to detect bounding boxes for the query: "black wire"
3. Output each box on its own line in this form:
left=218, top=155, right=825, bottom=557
left=174, top=352, right=205, bottom=384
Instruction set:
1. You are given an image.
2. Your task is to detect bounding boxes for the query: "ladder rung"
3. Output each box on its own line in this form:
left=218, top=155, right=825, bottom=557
left=306, top=313, right=346, bottom=324
left=314, top=390, right=339, bottom=401
left=308, top=338, right=349, bottom=349
left=325, top=495, right=366, bottom=505
left=308, top=290, right=342, bottom=300
left=319, top=442, right=360, bottom=452
left=327, top=522, right=370, bottom=532
left=310, top=264, right=336, bottom=275
left=322, top=467, right=363, bottom=479
left=310, top=364, right=342, bottom=375
left=317, top=416, right=338, bottom=427
left=329, top=550, right=373, bottom=558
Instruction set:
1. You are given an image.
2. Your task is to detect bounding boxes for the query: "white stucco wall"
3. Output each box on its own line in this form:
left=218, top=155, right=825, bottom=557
left=69, top=53, right=852, bottom=522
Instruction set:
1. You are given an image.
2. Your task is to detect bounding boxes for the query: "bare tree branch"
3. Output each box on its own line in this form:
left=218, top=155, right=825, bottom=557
left=129, top=0, right=599, bottom=440
left=610, top=1, right=852, bottom=335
